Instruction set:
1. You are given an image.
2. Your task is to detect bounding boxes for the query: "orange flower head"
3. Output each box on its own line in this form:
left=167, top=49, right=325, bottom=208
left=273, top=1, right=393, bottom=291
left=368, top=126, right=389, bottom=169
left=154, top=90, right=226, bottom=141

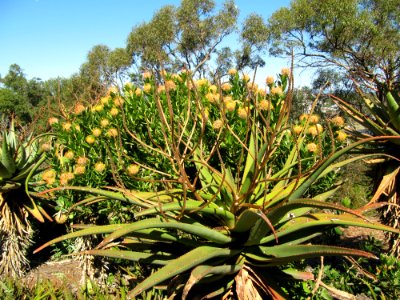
left=212, top=119, right=224, bottom=130
left=74, top=165, right=86, bottom=175
left=331, top=116, right=345, bottom=127
left=281, top=68, right=290, bottom=76
left=143, top=83, right=152, bottom=93
left=266, top=76, right=274, bottom=85
left=107, top=128, right=118, bottom=137
left=306, top=143, right=318, bottom=153
left=100, top=119, right=110, bottom=128
left=127, top=164, right=140, bottom=176
left=48, top=117, right=59, bottom=126
left=142, top=71, right=152, bottom=79
left=209, top=85, right=218, bottom=93
left=225, top=100, right=236, bottom=112
left=134, top=88, right=142, bottom=97
left=336, top=130, right=348, bottom=142
left=60, top=172, right=74, bottom=185
left=64, top=150, right=74, bottom=160
left=238, top=107, right=249, bottom=119
left=74, top=103, right=86, bottom=115
left=62, top=122, right=72, bottom=131
left=165, top=80, right=176, bottom=91
left=221, top=83, right=232, bottom=92
left=270, top=86, right=283, bottom=96
left=76, top=156, right=89, bottom=165
left=259, top=100, right=272, bottom=111
left=309, top=114, right=320, bottom=124
left=94, top=162, right=106, bottom=173
left=293, top=125, right=303, bottom=135
left=110, top=107, right=119, bottom=116
left=92, top=128, right=102, bottom=137
left=85, top=135, right=95, bottom=144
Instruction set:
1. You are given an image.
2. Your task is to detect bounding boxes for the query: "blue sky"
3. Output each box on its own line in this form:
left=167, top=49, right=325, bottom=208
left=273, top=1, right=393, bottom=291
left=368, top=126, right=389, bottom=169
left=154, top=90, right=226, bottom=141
left=0, top=0, right=310, bottom=85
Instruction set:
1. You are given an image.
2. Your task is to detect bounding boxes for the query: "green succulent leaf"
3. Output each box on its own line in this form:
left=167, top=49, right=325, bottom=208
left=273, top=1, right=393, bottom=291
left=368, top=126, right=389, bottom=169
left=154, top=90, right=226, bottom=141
left=257, top=244, right=377, bottom=264
left=182, top=264, right=242, bottom=299
left=386, top=91, right=400, bottom=131
left=1, top=137, right=16, bottom=178
left=33, top=224, right=125, bottom=254
left=96, top=217, right=232, bottom=249
left=129, top=246, right=238, bottom=297
left=267, top=199, right=367, bottom=226
left=260, top=212, right=400, bottom=245
left=134, top=199, right=235, bottom=228
left=84, top=249, right=174, bottom=266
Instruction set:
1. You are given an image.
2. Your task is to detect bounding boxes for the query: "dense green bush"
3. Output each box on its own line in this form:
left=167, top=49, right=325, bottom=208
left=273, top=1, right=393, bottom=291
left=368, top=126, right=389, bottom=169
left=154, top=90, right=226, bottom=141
left=35, top=68, right=399, bottom=299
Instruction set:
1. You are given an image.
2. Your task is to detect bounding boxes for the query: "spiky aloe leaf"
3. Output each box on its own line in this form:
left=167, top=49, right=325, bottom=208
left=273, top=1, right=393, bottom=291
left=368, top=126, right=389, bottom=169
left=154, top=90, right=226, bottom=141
left=288, top=136, right=400, bottom=201
left=38, top=186, right=183, bottom=208
left=22, top=153, right=48, bottom=222
left=182, top=264, right=242, bottom=300
left=74, top=226, right=199, bottom=246
left=386, top=91, right=400, bottom=131
left=33, top=224, right=124, bottom=254
left=134, top=199, right=235, bottom=228
left=233, top=209, right=263, bottom=233
left=129, top=246, right=238, bottom=297
left=267, top=199, right=367, bottom=226
left=257, top=244, right=377, bottom=265
left=96, top=217, right=232, bottom=249
left=84, top=249, right=174, bottom=266
left=240, top=126, right=256, bottom=194
left=0, top=137, right=16, bottom=178
left=281, top=268, right=314, bottom=280
left=193, top=151, right=220, bottom=196
left=0, top=161, right=12, bottom=180
left=331, top=94, right=400, bottom=138
left=260, top=212, right=400, bottom=245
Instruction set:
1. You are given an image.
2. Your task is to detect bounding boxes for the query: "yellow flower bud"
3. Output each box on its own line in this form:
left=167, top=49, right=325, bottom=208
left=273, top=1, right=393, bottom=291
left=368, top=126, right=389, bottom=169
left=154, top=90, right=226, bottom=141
left=48, top=117, right=59, bottom=126
left=228, top=68, right=237, bottom=75
left=143, top=83, right=152, bottom=93
left=94, top=162, right=106, bottom=173
left=266, top=76, right=274, bottom=85
left=92, top=128, right=102, bottom=137
left=212, top=119, right=224, bottom=130
left=306, top=143, right=318, bottom=153
left=127, top=164, right=140, bottom=176
left=85, top=135, right=95, bottom=144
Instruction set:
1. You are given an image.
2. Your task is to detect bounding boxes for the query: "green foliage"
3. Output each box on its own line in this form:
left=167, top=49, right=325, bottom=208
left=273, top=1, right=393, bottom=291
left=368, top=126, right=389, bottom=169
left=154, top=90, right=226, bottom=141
left=0, top=64, right=48, bottom=125
left=268, top=0, right=400, bottom=91
left=126, top=0, right=270, bottom=73
left=36, top=67, right=400, bottom=298
left=131, top=0, right=239, bottom=72
left=0, top=276, right=137, bottom=300
left=291, top=254, right=400, bottom=299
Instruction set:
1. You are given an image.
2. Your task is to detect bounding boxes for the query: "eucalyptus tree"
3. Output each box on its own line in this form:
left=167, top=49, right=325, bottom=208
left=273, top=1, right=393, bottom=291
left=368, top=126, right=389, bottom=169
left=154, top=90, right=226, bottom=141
left=267, top=0, right=400, bottom=93
left=127, top=0, right=246, bottom=76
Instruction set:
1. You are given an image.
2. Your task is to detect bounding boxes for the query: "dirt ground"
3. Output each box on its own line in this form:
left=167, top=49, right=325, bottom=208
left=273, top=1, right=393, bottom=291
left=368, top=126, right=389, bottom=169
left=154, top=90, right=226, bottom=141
left=23, top=259, right=83, bottom=292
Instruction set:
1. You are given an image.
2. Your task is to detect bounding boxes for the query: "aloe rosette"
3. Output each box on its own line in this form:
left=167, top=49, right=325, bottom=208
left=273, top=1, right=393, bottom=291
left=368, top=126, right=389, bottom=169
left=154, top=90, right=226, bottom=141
left=0, top=119, right=48, bottom=277
left=330, top=85, right=400, bottom=256
left=36, top=70, right=400, bottom=298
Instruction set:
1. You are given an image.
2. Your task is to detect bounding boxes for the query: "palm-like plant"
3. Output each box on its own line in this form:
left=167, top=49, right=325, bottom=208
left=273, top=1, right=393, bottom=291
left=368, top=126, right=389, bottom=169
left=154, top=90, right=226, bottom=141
left=36, top=70, right=399, bottom=298
left=0, top=119, right=48, bottom=277
left=330, top=84, right=400, bottom=256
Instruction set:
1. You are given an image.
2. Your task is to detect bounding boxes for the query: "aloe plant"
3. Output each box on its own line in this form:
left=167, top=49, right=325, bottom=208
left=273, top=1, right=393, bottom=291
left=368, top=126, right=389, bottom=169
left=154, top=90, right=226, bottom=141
left=0, top=119, right=48, bottom=277
left=330, top=85, right=400, bottom=256
left=36, top=69, right=399, bottom=298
